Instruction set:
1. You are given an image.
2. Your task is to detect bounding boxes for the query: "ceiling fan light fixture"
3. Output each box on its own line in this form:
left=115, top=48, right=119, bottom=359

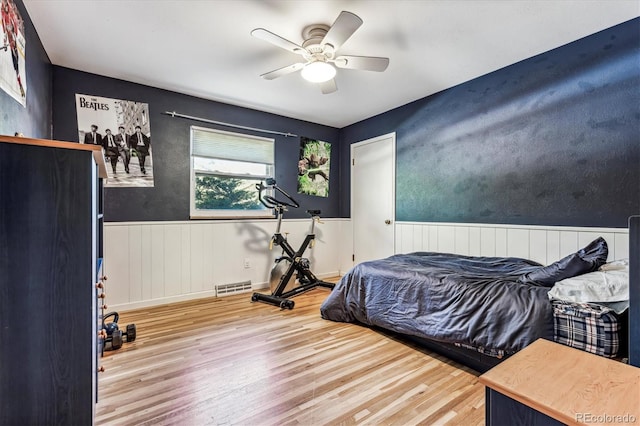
left=252, top=11, right=388, bottom=93
left=301, top=61, right=336, bottom=83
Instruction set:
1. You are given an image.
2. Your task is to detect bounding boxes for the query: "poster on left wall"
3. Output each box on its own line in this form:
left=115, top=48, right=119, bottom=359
left=0, top=0, right=27, bottom=106
left=75, top=93, right=154, bottom=188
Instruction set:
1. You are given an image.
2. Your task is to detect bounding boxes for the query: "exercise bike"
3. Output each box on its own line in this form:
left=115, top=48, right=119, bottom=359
left=251, top=178, right=334, bottom=309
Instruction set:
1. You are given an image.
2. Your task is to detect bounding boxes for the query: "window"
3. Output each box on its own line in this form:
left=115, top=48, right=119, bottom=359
left=190, top=126, right=274, bottom=218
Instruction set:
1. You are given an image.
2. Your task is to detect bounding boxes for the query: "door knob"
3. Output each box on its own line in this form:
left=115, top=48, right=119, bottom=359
left=385, top=219, right=391, bottom=225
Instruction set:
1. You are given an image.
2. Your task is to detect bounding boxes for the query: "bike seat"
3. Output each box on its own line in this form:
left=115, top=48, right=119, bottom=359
left=307, top=209, right=321, bottom=216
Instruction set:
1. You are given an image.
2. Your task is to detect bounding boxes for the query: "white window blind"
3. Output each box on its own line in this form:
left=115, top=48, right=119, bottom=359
left=189, top=126, right=275, bottom=218
left=192, top=127, right=274, bottom=165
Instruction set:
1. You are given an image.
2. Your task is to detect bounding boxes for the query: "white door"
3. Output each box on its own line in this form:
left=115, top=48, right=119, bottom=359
left=351, top=133, right=395, bottom=264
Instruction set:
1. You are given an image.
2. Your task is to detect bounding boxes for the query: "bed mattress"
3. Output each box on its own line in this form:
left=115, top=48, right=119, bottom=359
left=321, top=252, right=625, bottom=362
left=320, top=252, right=554, bottom=357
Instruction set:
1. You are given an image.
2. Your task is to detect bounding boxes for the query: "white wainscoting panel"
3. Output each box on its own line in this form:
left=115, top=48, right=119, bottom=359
left=338, top=219, right=354, bottom=275
left=104, top=218, right=348, bottom=310
left=106, top=219, right=629, bottom=310
left=395, top=222, right=629, bottom=264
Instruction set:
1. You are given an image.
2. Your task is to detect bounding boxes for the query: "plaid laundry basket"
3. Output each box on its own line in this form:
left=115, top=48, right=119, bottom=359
left=552, top=300, right=622, bottom=358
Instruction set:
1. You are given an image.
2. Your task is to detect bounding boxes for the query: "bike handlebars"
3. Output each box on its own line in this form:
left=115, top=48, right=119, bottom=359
left=256, top=179, right=300, bottom=209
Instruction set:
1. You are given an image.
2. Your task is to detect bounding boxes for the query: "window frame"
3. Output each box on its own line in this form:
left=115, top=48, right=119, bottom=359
left=189, top=126, right=275, bottom=219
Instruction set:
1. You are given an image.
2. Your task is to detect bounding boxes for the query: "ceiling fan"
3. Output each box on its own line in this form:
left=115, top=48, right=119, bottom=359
left=251, top=11, right=389, bottom=94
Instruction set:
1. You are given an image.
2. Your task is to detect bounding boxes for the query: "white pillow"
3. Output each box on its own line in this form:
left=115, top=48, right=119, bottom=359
left=598, top=258, right=628, bottom=271
left=547, top=260, right=629, bottom=303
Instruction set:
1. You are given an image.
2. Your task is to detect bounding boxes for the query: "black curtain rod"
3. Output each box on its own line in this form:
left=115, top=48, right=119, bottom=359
left=162, top=111, right=298, bottom=138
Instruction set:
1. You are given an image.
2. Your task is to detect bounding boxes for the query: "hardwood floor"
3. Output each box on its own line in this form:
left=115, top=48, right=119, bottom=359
left=96, top=285, right=485, bottom=425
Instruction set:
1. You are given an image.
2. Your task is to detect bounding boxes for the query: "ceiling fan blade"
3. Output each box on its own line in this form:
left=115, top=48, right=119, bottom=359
left=334, top=55, right=389, bottom=72
left=260, top=63, right=305, bottom=80
left=320, top=78, right=337, bottom=94
left=251, top=28, right=306, bottom=55
left=321, top=11, right=363, bottom=52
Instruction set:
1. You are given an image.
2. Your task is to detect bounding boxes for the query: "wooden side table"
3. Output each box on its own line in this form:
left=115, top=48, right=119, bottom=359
left=479, top=339, right=640, bottom=425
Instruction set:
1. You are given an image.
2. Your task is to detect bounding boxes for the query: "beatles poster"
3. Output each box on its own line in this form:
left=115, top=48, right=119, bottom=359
left=75, top=93, right=154, bottom=188
left=0, top=0, right=26, bottom=106
left=297, top=137, right=330, bottom=197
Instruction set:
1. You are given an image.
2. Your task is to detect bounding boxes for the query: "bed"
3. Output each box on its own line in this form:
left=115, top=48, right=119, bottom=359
left=321, top=236, right=630, bottom=372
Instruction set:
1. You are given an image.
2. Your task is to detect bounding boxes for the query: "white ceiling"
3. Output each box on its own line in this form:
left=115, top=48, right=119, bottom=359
left=24, top=0, right=639, bottom=128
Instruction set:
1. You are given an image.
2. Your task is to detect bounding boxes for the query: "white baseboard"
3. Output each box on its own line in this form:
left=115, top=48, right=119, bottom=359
left=108, top=270, right=340, bottom=312
left=109, top=289, right=218, bottom=312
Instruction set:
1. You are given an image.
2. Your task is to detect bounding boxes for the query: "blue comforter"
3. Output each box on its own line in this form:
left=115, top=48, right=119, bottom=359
left=320, top=252, right=554, bottom=356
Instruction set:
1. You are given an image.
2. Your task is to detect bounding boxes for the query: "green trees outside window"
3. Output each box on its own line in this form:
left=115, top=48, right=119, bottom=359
left=195, top=175, right=264, bottom=210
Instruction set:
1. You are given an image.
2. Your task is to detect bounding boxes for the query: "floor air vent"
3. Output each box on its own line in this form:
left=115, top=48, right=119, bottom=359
left=216, top=280, right=252, bottom=297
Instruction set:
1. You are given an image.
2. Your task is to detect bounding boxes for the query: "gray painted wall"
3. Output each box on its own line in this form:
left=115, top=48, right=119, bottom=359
left=340, top=18, right=640, bottom=228
left=52, top=67, right=340, bottom=222
left=7, top=1, right=638, bottom=228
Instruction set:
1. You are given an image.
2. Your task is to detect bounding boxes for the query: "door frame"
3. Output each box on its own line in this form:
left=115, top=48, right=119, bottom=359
left=350, top=132, right=396, bottom=263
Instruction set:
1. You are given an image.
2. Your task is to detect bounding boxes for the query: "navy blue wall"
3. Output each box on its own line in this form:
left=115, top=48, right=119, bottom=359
left=0, top=0, right=52, bottom=139
left=52, top=67, right=340, bottom=222
left=340, top=18, right=640, bottom=228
